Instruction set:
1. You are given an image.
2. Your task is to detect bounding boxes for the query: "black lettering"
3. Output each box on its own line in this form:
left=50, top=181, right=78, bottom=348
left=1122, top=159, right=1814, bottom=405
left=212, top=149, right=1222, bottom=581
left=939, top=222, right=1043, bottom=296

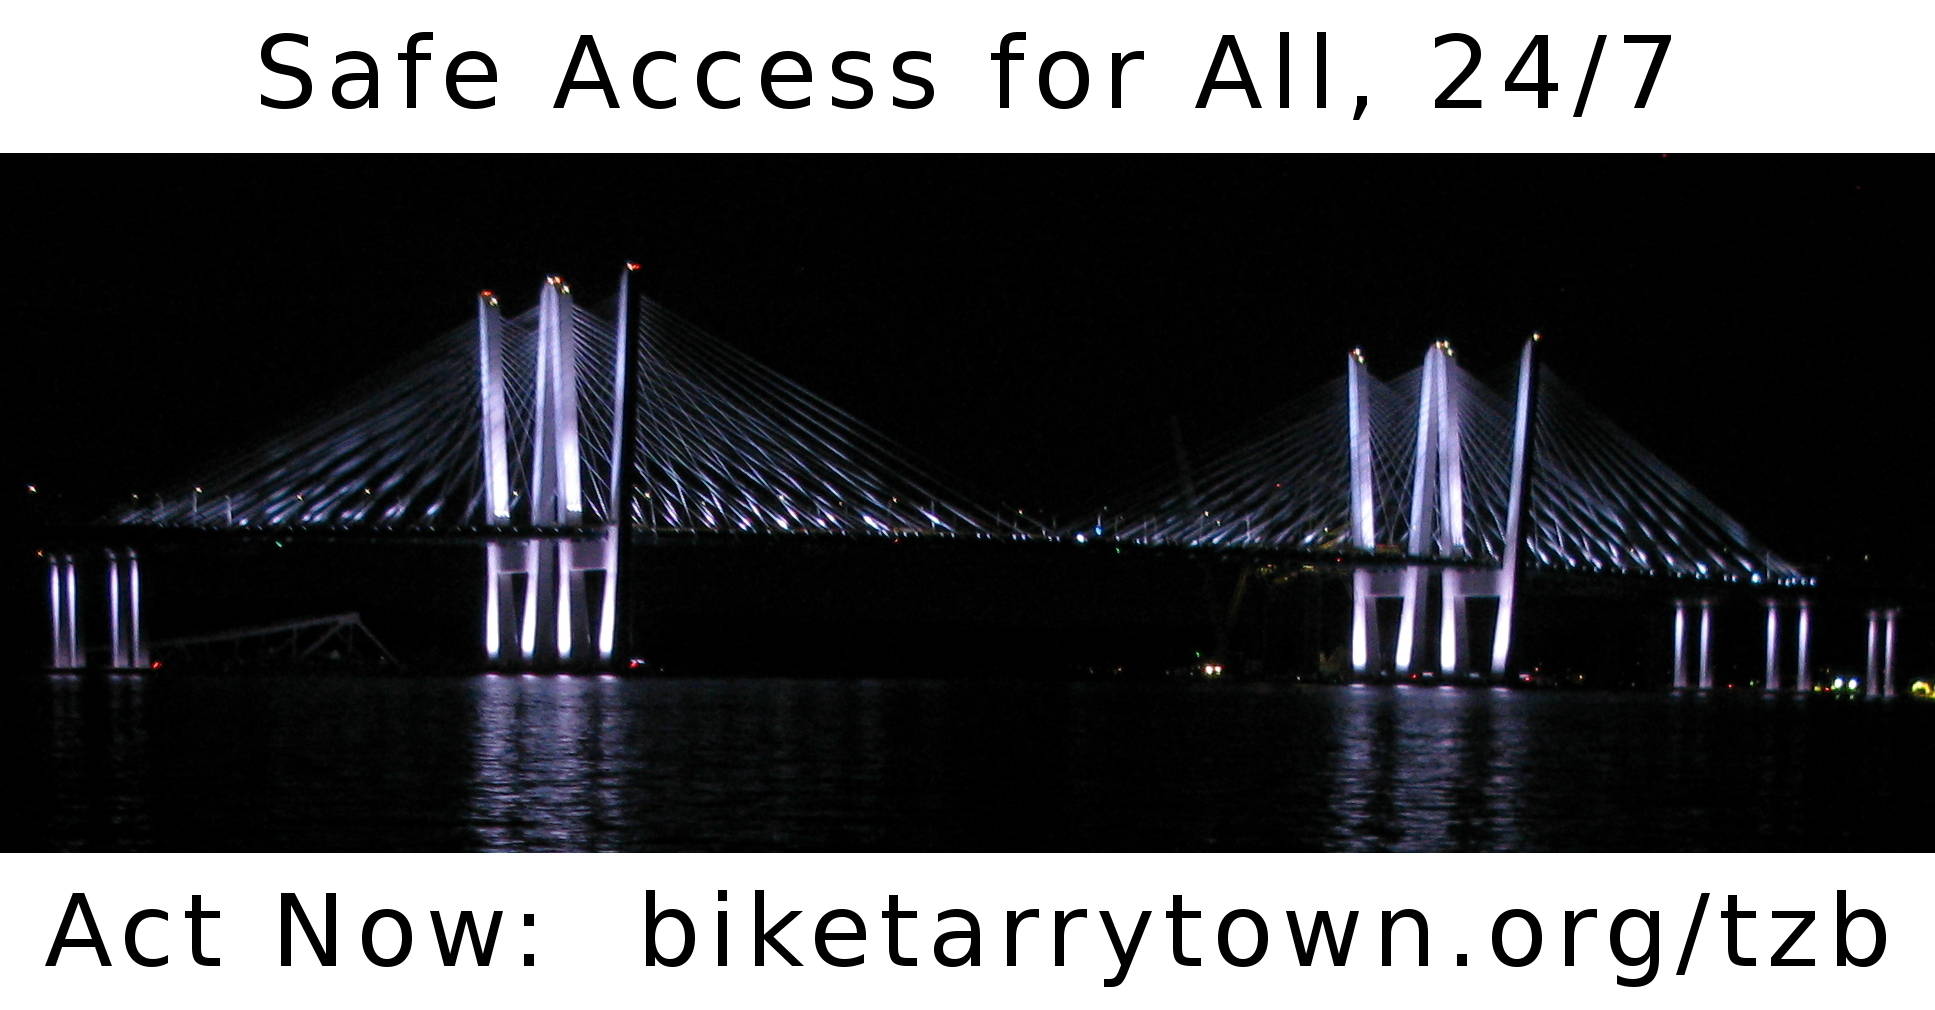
left=555, top=35, right=618, bottom=108
left=125, top=909, right=168, bottom=967
left=1286, top=909, right=1356, bottom=965
left=1771, top=910, right=1815, bottom=966
left=1197, top=35, right=1260, bottom=108
left=698, top=52, right=742, bottom=109
left=47, top=893, right=111, bottom=966
left=1382, top=909, right=1428, bottom=966
left=816, top=909, right=865, bottom=967
left=446, top=52, right=497, bottom=109
left=260, top=34, right=313, bottom=109
left=1053, top=908, right=1086, bottom=966
left=1723, top=894, right=1757, bottom=966
left=990, top=33, right=1025, bottom=108
left=934, top=909, right=980, bottom=967
left=1004, top=908, right=1038, bottom=966
left=1099, top=910, right=1150, bottom=987
left=883, top=894, right=917, bottom=966
left=631, top=52, right=677, bottom=109
left=1217, top=909, right=1268, bottom=967
left=1166, top=894, right=1201, bottom=965
left=755, top=890, right=801, bottom=966
left=1492, top=908, right=1541, bottom=967
left=396, top=32, right=433, bottom=108
left=432, top=910, right=502, bottom=966
left=361, top=909, right=412, bottom=967
left=1836, top=891, right=1884, bottom=967
left=1610, top=909, right=1659, bottom=987
left=1563, top=908, right=1598, bottom=965
left=280, top=893, right=337, bottom=967
left=761, top=51, right=812, bottom=109
left=332, top=51, right=379, bottom=109
left=893, top=52, right=933, bottom=109
left=831, top=51, right=872, bottom=109
left=1109, top=51, right=1145, bottom=108
left=186, top=895, right=220, bottom=967
left=647, top=891, right=693, bottom=967
left=1039, top=52, right=1088, bottom=109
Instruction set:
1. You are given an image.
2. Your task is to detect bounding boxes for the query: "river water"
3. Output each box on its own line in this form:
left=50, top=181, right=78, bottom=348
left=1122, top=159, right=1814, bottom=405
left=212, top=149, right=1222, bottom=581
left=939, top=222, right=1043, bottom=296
left=7, top=674, right=1928, bottom=851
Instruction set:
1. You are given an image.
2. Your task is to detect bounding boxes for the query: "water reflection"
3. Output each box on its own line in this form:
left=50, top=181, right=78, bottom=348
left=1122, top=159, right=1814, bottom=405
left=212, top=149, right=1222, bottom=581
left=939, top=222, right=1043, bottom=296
left=5, top=673, right=1928, bottom=851
left=1324, top=685, right=1527, bottom=850
left=470, top=673, right=635, bottom=850
left=39, top=673, right=153, bottom=849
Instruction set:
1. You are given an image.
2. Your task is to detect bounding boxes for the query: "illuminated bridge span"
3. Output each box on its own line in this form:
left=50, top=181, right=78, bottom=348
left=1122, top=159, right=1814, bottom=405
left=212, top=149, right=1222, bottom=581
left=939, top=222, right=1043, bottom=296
left=66, top=266, right=1018, bottom=669
left=114, top=271, right=1016, bottom=538
left=1081, top=341, right=1849, bottom=688
left=38, top=265, right=1903, bottom=695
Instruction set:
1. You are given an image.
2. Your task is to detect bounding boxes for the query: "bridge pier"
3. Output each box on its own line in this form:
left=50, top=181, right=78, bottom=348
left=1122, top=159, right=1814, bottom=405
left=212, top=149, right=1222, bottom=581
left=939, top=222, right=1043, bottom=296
left=46, top=549, right=147, bottom=669
left=124, top=550, right=150, bottom=669
left=1671, top=600, right=1690, bottom=689
left=46, top=553, right=81, bottom=668
left=1348, top=567, right=1411, bottom=675
left=1794, top=598, right=1813, bottom=692
left=107, top=550, right=126, bottom=667
left=522, top=539, right=560, bottom=662
left=1673, top=596, right=1844, bottom=695
left=1349, top=569, right=1380, bottom=674
left=103, top=549, right=148, bottom=669
left=1697, top=599, right=1715, bottom=690
left=1439, top=569, right=1470, bottom=675
left=483, top=541, right=517, bottom=663
left=1865, top=608, right=1899, bottom=698
left=1864, top=610, right=1879, bottom=696
left=1883, top=609, right=1898, bottom=698
left=1393, top=346, right=1443, bottom=676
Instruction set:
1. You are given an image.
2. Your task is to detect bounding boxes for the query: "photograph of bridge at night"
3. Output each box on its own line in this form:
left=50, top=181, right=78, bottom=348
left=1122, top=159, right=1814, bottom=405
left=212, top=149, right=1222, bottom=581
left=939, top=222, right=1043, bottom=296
left=7, top=155, right=1930, bottom=851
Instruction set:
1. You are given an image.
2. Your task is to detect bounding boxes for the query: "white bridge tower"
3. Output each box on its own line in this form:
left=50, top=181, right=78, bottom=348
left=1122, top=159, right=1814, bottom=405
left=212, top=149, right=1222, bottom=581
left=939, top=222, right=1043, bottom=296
left=1346, top=337, right=1539, bottom=678
left=479, top=267, right=639, bottom=668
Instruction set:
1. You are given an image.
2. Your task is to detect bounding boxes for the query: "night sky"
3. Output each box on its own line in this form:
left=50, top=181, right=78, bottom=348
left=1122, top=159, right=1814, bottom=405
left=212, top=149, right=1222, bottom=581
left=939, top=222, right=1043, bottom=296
left=12, top=155, right=1928, bottom=576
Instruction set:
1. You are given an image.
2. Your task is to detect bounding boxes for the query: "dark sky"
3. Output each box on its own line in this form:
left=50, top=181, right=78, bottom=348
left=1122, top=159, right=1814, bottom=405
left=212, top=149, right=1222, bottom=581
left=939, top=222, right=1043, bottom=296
left=12, top=155, right=1928, bottom=571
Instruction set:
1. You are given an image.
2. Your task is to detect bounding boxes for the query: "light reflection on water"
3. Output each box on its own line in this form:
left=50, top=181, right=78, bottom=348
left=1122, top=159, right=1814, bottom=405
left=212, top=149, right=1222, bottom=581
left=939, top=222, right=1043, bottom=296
left=470, top=673, right=630, bottom=850
left=1325, top=685, right=1528, bottom=851
left=6, top=673, right=1928, bottom=851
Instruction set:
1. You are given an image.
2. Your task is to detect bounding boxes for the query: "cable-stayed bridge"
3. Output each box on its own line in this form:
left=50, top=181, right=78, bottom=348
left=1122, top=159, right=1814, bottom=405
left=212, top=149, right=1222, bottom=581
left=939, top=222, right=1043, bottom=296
left=113, top=272, right=1017, bottom=539
left=1083, top=340, right=1841, bottom=688
left=35, top=266, right=1903, bottom=696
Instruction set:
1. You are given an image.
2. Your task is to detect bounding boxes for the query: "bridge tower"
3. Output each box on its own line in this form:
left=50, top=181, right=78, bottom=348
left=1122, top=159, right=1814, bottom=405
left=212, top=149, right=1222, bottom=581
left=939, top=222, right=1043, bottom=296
left=1394, top=342, right=1472, bottom=675
left=1382, top=337, right=1538, bottom=678
left=1345, top=348, right=1393, bottom=674
left=599, top=263, right=643, bottom=665
left=1485, top=336, right=1540, bottom=678
left=478, top=288, right=517, bottom=662
left=478, top=271, right=634, bottom=669
left=1697, top=599, right=1715, bottom=689
left=1391, top=346, right=1440, bottom=674
left=1344, top=338, right=1539, bottom=678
